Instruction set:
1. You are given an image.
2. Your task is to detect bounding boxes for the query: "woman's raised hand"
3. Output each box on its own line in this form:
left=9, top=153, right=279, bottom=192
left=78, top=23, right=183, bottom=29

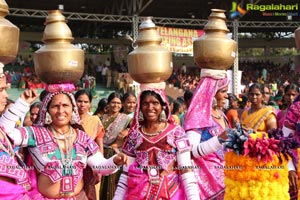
left=113, top=152, right=128, bottom=166
left=20, top=89, right=39, bottom=104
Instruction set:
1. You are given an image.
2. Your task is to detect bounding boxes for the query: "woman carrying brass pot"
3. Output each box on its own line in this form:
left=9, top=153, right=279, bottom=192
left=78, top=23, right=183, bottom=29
left=184, top=69, right=230, bottom=200
left=114, top=84, right=199, bottom=200
left=0, top=84, right=127, bottom=199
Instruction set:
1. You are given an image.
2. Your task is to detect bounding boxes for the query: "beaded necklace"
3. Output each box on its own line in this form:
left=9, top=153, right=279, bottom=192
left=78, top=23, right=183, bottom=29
left=50, top=126, right=76, bottom=195
left=141, top=123, right=168, bottom=137
left=50, top=126, right=75, bottom=169
left=141, top=126, right=161, bottom=137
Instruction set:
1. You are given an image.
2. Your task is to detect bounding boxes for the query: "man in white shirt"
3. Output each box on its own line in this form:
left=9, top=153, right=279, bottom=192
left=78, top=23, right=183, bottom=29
left=101, top=65, right=108, bottom=85
left=96, top=62, right=103, bottom=84
left=182, top=63, right=187, bottom=75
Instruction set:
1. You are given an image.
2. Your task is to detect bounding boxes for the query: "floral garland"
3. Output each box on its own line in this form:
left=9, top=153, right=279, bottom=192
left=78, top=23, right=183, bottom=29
left=222, top=125, right=295, bottom=200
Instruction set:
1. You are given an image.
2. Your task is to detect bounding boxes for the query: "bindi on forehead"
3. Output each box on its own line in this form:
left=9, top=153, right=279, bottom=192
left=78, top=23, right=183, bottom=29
left=50, top=100, right=70, bottom=106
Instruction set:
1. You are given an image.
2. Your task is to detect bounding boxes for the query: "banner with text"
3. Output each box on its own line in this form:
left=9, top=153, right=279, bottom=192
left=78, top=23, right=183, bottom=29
left=157, top=26, right=204, bottom=54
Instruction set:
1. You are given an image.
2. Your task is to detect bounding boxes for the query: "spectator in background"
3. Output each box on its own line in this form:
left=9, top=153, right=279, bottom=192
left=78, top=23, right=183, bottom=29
left=106, top=66, right=112, bottom=88
left=283, top=79, right=290, bottom=87
left=93, top=98, right=109, bottom=120
left=105, top=57, right=111, bottom=67
left=23, top=101, right=41, bottom=126
left=121, top=59, right=127, bottom=72
left=17, top=55, right=25, bottom=66
left=166, top=95, right=174, bottom=114
left=271, top=80, right=278, bottom=96
left=101, top=64, right=108, bottom=85
left=100, top=92, right=131, bottom=200
left=277, top=83, right=299, bottom=129
left=172, top=99, right=184, bottom=125
left=226, top=94, right=240, bottom=128
left=262, top=84, right=271, bottom=105
left=24, top=65, right=31, bottom=76
left=180, top=89, right=194, bottom=127
left=27, top=54, right=33, bottom=67
left=39, top=90, right=49, bottom=102
left=182, top=63, right=187, bottom=75
left=238, top=95, right=251, bottom=120
left=4, top=71, right=12, bottom=88
left=119, top=74, right=128, bottom=94
left=176, top=96, right=185, bottom=121
left=240, top=83, right=277, bottom=133
left=75, top=89, right=104, bottom=152
left=96, top=62, right=104, bottom=84
left=75, top=89, right=105, bottom=200
left=261, top=67, right=267, bottom=82
left=289, top=60, right=295, bottom=73
left=121, top=92, right=137, bottom=119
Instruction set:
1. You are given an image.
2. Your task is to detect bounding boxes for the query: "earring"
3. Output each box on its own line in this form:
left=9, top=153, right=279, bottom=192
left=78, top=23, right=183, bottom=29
left=212, top=97, right=217, bottom=109
left=45, top=112, right=52, bottom=125
left=159, top=110, right=167, bottom=122
left=138, top=111, right=144, bottom=121
left=70, top=112, right=78, bottom=125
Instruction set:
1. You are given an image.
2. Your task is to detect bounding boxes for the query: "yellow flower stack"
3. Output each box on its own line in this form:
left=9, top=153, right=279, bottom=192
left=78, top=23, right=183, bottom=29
left=224, top=133, right=289, bottom=200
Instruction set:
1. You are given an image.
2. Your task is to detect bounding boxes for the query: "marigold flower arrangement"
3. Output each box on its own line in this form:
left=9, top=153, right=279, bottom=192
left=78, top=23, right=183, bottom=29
left=222, top=125, right=297, bottom=200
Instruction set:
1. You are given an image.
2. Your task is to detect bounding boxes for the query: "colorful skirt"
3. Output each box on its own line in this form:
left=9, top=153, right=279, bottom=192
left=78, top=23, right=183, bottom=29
left=125, top=162, right=186, bottom=200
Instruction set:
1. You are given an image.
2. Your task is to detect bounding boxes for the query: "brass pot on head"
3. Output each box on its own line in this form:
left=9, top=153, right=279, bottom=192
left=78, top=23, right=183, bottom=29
left=0, top=0, right=19, bottom=66
left=128, top=17, right=172, bottom=84
left=295, top=26, right=300, bottom=50
left=193, top=9, right=237, bottom=70
left=34, top=10, right=84, bottom=84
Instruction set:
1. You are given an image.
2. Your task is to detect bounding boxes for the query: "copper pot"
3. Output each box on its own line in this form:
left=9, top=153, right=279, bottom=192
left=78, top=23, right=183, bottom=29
left=295, top=26, right=300, bottom=50
left=0, top=0, right=19, bottom=65
left=193, top=9, right=237, bottom=70
left=34, top=10, right=84, bottom=84
left=128, top=17, right=172, bottom=84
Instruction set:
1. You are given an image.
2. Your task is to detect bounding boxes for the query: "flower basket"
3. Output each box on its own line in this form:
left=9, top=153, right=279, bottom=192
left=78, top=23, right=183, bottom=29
left=224, top=151, right=289, bottom=200
left=222, top=127, right=291, bottom=200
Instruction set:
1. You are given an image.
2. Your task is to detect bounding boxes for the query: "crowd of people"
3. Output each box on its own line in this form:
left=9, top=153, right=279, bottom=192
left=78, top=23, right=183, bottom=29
left=5, top=55, right=298, bottom=98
